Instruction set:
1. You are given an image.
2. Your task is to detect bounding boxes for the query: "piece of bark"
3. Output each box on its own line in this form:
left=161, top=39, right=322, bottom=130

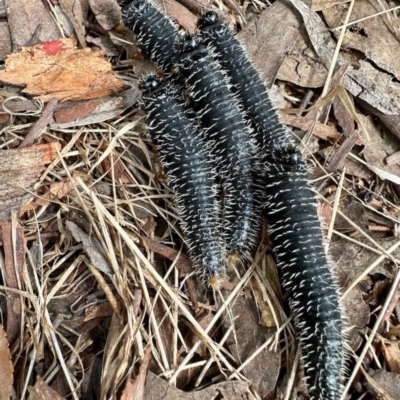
left=0, top=38, right=127, bottom=102
left=289, top=0, right=400, bottom=115
left=0, top=324, right=13, bottom=400
left=277, top=24, right=328, bottom=87
left=19, top=98, right=58, bottom=148
left=326, top=131, right=360, bottom=171
left=361, top=114, right=400, bottom=179
left=121, top=347, right=152, bottom=400
left=1, top=221, right=25, bottom=348
left=238, top=0, right=302, bottom=85
left=281, top=114, right=345, bottom=142
left=0, top=142, right=61, bottom=223
left=0, top=20, right=12, bottom=60
left=323, top=0, right=400, bottom=81
left=382, top=343, right=400, bottom=374
left=5, top=0, right=62, bottom=52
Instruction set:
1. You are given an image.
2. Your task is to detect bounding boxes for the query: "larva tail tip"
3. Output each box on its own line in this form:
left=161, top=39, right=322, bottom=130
left=208, top=275, right=224, bottom=290
left=115, top=24, right=127, bottom=33
left=227, top=252, right=241, bottom=264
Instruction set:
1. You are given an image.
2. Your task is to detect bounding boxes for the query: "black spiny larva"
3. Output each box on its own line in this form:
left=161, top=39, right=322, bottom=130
left=199, top=12, right=347, bottom=399
left=120, top=0, right=180, bottom=78
left=197, top=11, right=294, bottom=156
left=176, top=34, right=261, bottom=261
left=264, top=146, right=346, bottom=400
left=141, top=75, right=225, bottom=287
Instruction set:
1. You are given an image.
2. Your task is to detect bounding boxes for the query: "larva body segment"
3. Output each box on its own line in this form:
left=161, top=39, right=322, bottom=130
left=264, top=148, right=345, bottom=400
left=141, top=76, right=225, bottom=284
left=120, top=0, right=180, bottom=77
left=176, top=35, right=261, bottom=259
left=197, top=12, right=294, bottom=155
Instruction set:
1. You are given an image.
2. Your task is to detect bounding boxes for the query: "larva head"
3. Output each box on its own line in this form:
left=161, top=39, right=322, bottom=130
left=267, top=143, right=304, bottom=172
left=197, top=11, right=219, bottom=29
left=175, top=34, right=202, bottom=53
left=140, top=75, right=166, bottom=97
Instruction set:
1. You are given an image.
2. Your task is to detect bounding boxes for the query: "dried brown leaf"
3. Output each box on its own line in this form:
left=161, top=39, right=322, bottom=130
left=84, top=302, right=114, bottom=322
left=29, top=376, right=65, bottom=400
left=311, top=0, right=349, bottom=11
left=154, top=0, right=197, bottom=33
left=144, top=372, right=253, bottom=400
left=0, top=142, right=61, bottom=222
left=6, top=0, right=62, bottom=52
left=0, top=38, right=126, bottom=102
left=52, top=87, right=140, bottom=127
left=59, top=0, right=89, bottom=48
left=221, top=295, right=280, bottom=397
left=0, top=324, right=13, bottom=400
left=88, top=0, right=121, bottom=30
left=238, top=1, right=302, bottom=85
left=101, top=151, right=130, bottom=183
left=66, top=221, right=112, bottom=275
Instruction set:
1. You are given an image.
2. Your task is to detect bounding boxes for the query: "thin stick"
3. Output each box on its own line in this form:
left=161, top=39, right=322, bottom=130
left=342, top=239, right=400, bottom=299
left=327, top=168, right=346, bottom=242
left=332, top=4, right=400, bottom=31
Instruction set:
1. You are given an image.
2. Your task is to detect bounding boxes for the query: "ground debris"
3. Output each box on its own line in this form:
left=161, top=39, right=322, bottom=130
left=0, top=38, right=127, bottom=102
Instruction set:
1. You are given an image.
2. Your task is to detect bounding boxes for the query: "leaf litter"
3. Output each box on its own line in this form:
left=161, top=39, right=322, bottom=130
left=0, top=0, right=400, bottom=399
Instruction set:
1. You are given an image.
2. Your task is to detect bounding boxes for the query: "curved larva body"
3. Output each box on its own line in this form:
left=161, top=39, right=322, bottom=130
left=264, top=149, right=345, bottom=400
left=177, top=36, right=261, bottom=259
left=197, top=12, right=294, bottom=155
left=141, top=76, right=225, bottom=282
left=120, top=0, right=180, bottom=76
left=198, top=13, right=347, bottom=399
